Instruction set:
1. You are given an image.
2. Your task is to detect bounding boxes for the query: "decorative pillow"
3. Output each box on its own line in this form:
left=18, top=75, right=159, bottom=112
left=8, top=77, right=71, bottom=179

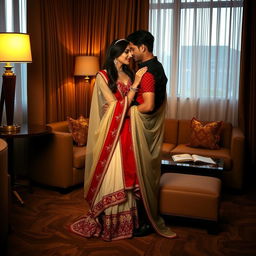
left=188, top=117, right=222, bottom=150
left=67, top=115, right=89, bottom=146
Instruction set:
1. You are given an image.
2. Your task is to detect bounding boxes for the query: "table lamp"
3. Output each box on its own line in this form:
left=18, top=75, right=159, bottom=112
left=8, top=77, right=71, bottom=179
left=74, top=56, right=99, bottom=82
left=0, top=32, right=32, bottom=132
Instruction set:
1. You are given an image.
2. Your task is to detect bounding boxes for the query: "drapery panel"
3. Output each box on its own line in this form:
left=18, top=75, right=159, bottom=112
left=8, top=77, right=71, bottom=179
left=40, top=0, right=76, bottom=123
left=27, top=0, right=149, bottom=124
left=238, top=0, right=256, bottom=178
left=149, top=0, right=243, bottom=126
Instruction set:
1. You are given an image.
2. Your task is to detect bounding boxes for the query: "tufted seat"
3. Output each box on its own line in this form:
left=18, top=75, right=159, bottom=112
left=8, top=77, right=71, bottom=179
left=159, top=173, right=221, bottom=222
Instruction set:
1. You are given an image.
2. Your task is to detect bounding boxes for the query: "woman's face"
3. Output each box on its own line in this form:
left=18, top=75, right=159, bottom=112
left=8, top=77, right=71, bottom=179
left=116, top=46, right=132, bottom=65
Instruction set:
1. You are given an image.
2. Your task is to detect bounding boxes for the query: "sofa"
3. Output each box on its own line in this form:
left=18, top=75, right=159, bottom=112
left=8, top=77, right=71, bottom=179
left=29, top=121, right=86, bottom=191
left=30, top=118, right=244, bottom=191
left=162, top=119, right=245, bottom=190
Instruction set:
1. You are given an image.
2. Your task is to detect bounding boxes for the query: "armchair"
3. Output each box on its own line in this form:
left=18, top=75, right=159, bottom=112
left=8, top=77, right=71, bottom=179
left=29, top=121, right=86, bottom=191
left=0, top=138, right=8, bottom=250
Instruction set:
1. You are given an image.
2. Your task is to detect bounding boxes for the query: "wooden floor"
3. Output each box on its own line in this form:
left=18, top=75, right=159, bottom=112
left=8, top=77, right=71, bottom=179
left=6, top=183, right=256, bottom=256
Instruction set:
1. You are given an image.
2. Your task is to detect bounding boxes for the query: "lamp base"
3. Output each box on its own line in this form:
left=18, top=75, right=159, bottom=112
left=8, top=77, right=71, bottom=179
left=0, top=125, right=21, bottom=133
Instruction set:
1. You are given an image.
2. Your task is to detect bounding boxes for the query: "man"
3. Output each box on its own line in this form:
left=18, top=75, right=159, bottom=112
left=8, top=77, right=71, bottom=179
left=127, top=30, right=167, bottom=115
left=126, top=30, right=175, bottom=238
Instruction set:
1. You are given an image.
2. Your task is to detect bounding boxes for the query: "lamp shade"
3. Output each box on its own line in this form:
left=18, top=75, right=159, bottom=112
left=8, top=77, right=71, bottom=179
left=74, top=56, right=99, bottom=76
left=0, top=33, right=32, bottom=63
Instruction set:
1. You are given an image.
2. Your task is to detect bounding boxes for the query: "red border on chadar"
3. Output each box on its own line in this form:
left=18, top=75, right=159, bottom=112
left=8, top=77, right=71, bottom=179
left=85, top=81, right=128, bottom=206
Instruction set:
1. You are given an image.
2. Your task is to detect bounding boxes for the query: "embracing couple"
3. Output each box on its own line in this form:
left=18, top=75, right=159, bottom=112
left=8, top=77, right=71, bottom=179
left=70, top=30, right=176, bottom=241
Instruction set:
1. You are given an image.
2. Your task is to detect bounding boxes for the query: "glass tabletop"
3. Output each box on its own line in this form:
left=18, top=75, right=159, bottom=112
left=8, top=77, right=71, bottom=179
left=161, top=157, right=224, bottom=171
left=161, top=156, right=225, bottom=177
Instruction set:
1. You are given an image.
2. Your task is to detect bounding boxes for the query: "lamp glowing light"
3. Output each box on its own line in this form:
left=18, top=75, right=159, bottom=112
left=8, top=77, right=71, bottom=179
left=74, top=56, right=99, bottom=81
left=0, top=33, right=32, bottom=132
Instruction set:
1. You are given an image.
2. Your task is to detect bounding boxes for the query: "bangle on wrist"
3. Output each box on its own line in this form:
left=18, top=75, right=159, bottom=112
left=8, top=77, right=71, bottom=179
left=130, top=87, right=139, bottom=92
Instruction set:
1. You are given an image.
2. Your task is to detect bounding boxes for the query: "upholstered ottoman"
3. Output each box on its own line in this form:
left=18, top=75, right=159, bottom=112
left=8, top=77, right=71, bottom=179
left=159, top=173, right=221, bottom=225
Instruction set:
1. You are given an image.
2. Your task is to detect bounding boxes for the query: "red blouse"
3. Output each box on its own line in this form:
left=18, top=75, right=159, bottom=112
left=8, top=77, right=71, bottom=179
left=136, top=72, right=155, bottom=104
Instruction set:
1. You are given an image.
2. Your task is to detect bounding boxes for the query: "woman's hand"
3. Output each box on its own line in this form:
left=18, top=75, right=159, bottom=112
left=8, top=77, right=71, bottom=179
left=102, top=103, right=109, bottom=114
left=133, top=66, right=148, bottom=87
left=127, top=66, right=148, bottom=107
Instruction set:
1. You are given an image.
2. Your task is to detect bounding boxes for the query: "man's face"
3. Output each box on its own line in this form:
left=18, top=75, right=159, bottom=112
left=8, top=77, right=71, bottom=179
left=129, top=42, right=144, bottom=62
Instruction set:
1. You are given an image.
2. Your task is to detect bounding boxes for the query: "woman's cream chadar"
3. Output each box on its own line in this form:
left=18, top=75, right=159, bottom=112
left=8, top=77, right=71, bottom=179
left=70, top=71, right=176, bottom=240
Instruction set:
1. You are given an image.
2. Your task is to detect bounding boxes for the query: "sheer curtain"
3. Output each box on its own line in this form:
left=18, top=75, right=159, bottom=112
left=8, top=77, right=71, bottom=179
left=0, top=0, right=28, bottom=126
left=149, top=0, right=243, bottom=126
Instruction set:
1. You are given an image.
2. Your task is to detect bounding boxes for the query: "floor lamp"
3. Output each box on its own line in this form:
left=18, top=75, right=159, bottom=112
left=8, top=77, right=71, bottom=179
left=74, top=56, right=99, bottom=115
left=74, top=56, right=99, bottom=81
left=0, top=33, right=32, bottom=132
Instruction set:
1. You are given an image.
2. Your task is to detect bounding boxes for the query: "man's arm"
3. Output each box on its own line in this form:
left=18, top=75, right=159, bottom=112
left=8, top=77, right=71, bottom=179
left=137, top=92, right=155, bottom=113
left=137, top=71, right=155, bottom=113
left=127, top=71, right=155, bottom=115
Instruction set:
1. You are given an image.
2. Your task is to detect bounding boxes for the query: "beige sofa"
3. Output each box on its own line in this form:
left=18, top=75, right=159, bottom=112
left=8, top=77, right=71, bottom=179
left=30, top=119, right=244, bottom=191
left=29, top=121, right=85, bottom=191
left=162, top=119, right=245, bottom=190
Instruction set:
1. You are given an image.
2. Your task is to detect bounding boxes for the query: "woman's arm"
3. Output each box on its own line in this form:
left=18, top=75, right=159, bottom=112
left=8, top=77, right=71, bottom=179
left=126, top=67, right=148, bottom=106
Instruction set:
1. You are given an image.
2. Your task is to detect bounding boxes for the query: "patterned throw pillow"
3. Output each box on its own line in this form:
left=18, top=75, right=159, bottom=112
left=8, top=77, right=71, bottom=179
left=67, top=115, right=89, bottom=146
left=188, top=117, right=222, bottom=149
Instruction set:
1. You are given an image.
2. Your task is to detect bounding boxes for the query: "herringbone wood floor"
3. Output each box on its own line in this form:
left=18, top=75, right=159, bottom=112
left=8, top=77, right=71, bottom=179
left=6, top=184, right=256, bottom=256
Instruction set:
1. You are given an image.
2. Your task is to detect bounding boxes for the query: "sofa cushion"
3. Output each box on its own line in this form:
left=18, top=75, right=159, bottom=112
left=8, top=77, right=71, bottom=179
left=219, top=122, right=232, bottom=148
left=188, top=118, right=222, bottom=149
left=171, top=144, right=232, bottom=170
left=162, top=143, right=176, bottom=158
left=177, top=120, right=192, bottom=144
left=176, top=119, right=232, bottom=148
left=73, top=146, right=86, bottom=169
left=164, top=119, right=178, bottom=144
left=68, top=115, right=89, bottom=146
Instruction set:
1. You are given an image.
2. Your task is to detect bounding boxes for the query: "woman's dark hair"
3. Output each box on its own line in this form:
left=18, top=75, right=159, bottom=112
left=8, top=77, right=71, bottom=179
left=103, top=39, right=134, bottom=93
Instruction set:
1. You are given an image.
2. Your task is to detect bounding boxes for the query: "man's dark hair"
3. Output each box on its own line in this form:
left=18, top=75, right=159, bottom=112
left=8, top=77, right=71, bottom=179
left=127, top=30, right=154, bottom=53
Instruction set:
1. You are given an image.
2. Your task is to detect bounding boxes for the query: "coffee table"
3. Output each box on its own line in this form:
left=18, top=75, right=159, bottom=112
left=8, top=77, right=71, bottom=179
left=161, top=156, right=224, bottom=178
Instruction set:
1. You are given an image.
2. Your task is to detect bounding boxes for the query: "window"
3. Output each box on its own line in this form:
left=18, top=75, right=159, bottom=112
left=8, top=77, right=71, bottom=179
left=149, top=0, right=243, bottom=125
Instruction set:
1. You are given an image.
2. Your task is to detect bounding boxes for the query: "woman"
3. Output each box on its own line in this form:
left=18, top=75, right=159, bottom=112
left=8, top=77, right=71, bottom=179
left=70, top=39, right=147, bottom=241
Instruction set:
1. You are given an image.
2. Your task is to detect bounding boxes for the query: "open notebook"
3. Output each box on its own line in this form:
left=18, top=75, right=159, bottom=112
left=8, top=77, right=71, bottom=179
left=171, top=154, right=216, bottom=165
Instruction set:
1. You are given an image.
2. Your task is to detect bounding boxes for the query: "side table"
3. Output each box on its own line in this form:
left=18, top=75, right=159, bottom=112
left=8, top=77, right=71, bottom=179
left=0, top=124, right=48, bottom=205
